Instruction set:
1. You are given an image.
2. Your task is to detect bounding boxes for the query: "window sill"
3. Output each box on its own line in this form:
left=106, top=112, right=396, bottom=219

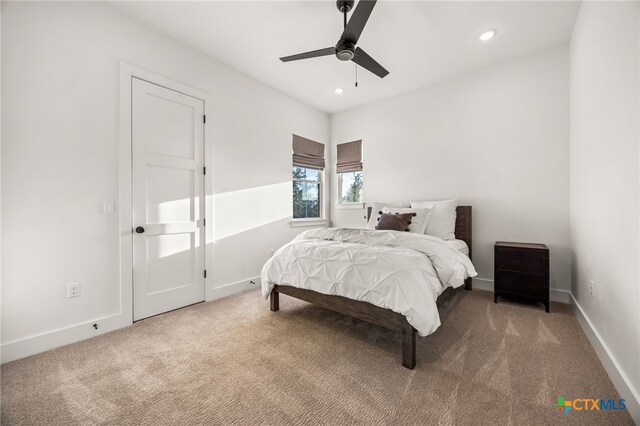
left=336, top=203, right=365, bottom=210
left=290, top=218, right=328, bottom=228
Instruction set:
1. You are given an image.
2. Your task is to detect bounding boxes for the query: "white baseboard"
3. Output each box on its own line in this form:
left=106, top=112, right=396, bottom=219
left=1, top=312, right=131, bottom=365
left=472, top=277, right=571, bottom=303
left=570, top=294, right=640, bottom=424
left=208, top=276, right=261, bottom=301
left=2, top=277, right=262, bottom=364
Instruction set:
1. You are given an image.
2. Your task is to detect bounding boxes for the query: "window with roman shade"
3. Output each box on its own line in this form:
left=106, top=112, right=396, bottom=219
left=292, top=135, right=325, bottom=220
left=292, top=134, right=325, bottom=170
left=336, top=140, right=362, bottom=173
left=336, top=140, right=363, bottom=204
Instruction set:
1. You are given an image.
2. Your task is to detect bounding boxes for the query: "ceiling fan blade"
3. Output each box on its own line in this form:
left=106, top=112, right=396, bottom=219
left=340, top=0, right=377, bottom=45
left=280, top=47, right=336, bottom=62
left=352, top=46, right=389, bottom=78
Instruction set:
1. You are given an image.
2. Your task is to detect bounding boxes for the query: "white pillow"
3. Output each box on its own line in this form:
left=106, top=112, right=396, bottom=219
left=410, top=199, right=458, bottom=240
left=366, top=202, right=410, bottom=229
left=381, top=206, right=434, bottom=234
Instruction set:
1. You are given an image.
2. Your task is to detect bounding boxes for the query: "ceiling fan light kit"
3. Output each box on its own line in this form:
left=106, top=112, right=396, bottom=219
left=279, top=0, right=389, bottom=79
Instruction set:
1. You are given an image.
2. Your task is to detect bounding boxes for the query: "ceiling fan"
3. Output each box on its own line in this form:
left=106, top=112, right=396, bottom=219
left=279, top=0, right=389, bottom=79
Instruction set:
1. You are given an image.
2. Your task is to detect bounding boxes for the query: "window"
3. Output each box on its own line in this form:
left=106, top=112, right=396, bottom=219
left=292, top=167, right=322, bottom=219
left=291, top=135, right=325, bottom=221
left=336, top=140, right=363, bottom=206
left=338, top=171, right=363, bottom=203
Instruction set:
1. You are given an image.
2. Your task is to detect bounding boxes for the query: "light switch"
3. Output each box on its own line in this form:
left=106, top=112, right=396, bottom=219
left=102, top=201, right=115, bottom=214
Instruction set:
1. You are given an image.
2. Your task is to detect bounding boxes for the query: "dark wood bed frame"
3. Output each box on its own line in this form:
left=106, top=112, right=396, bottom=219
left=270, top=206, right=472, bottom=369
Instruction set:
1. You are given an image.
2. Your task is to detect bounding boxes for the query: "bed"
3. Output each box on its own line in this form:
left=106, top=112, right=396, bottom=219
left=262, top=206, right=474, bottom=369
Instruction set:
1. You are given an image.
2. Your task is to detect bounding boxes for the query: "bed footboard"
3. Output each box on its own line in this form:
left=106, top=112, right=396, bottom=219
left=270, top=285, right=418, bottom=369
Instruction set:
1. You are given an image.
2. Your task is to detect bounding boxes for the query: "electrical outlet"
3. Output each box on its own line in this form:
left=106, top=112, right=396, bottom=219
left=67, top=282, right=81, bottom=298
left=589, top=280, right=595, bottom=297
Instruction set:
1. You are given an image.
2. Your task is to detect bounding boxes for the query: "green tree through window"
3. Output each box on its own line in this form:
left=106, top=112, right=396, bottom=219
left=339, top=172, right=363, bottom=204
left=292, top=166, right=321, bottom=219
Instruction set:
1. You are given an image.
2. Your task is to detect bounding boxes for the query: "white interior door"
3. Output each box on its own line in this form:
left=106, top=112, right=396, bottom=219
left=132, top=77, right=205, bottom=321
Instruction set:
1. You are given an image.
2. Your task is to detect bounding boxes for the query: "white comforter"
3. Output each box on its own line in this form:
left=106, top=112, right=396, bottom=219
left=261, top=228, right=477, bottom=336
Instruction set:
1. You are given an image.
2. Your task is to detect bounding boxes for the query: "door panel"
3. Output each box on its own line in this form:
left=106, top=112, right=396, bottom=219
left=146, top=165, right=193, bottom=224
left=144, top=93, right=195, bottom=160
left=132, top=77, right=205, bottom=321
left=146, top=233, right=194, bottom=294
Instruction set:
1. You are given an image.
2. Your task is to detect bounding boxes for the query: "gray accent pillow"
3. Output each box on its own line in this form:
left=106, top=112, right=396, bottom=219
left=375, top=212, right=416, bottom=232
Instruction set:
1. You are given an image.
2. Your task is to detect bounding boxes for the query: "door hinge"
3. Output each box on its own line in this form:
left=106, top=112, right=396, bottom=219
left=203, top=166, right=206, bottom=175
left=204, top=270, right=207, bottom=278
left=203, top=115, right=206, bottom=124
left=203, top=218, right=206, bottom=227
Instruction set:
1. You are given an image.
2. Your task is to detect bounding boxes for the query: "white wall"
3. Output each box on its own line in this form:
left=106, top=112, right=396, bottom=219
left=330, top=46, right=571, bottom=293
left=1, top=2, right=329, bottom=360
left=569, top=1, right=640, bottom=420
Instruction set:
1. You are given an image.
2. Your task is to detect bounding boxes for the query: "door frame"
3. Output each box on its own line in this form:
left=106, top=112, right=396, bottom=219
left=119, top=63, right=214, bottom=323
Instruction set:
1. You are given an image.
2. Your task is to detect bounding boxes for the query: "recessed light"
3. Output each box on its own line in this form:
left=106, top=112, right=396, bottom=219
left=334, top=87, right=344, bottom=94
left=478, top=29, right=497, bottom=42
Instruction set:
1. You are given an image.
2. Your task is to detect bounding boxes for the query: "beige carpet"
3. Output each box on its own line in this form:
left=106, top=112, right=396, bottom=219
left=1, top=289, right=633, bottom=425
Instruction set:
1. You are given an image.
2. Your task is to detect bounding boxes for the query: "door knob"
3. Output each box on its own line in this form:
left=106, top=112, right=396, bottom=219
left=135, top=226, right=145, bottom=234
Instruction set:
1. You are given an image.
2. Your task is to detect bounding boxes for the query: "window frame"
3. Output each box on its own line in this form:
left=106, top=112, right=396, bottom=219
left=291, top=166, right=327, bottom=226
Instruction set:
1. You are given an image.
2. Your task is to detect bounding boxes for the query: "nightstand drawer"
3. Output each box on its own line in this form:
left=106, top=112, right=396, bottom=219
left=495, top=248, right=545, bottom=275
left=495, top=270, right=546, bottom=299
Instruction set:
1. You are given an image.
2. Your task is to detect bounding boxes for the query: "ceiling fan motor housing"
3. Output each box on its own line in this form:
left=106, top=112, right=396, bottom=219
left=335, top=40, right=355, bottom=61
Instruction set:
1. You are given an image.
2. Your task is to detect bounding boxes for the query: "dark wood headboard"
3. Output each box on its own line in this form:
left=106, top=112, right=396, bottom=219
left=366, top=205, right=472, bottom=260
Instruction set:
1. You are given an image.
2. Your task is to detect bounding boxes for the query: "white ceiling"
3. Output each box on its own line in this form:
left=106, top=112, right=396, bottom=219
left=110, top=1, right=580, bottom=114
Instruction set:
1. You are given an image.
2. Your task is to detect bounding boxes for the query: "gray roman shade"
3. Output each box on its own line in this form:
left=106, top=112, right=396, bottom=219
left=292, top=134, right=325, bottom=170
left=336, top=140, right=363, bottom=173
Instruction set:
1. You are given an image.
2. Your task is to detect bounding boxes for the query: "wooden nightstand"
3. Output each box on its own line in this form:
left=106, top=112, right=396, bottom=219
left=494, top=242, right=550, bottom=312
